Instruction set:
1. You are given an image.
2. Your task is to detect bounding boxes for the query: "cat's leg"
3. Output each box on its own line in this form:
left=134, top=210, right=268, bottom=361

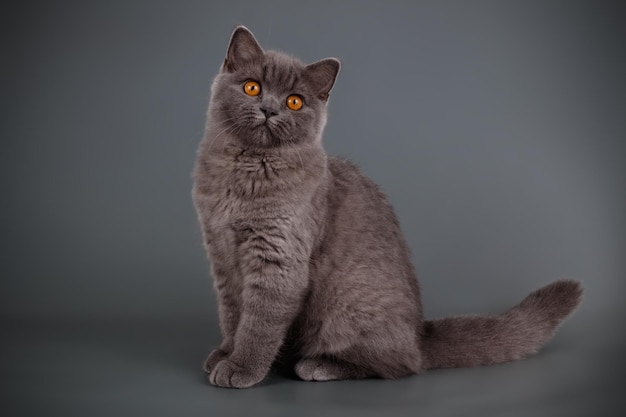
left=295, top=356, right=375, bottom=381
left=296, top=343, right=421, bottom=381
left=209, top=242, right=309, bottom=388
left=202, top=242, right=242, bottom=374
left=297, top=291, right=423, bottom=380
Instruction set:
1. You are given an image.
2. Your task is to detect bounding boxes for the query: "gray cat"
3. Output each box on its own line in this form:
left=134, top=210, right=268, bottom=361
left=192, top=26, right=583, bottom=389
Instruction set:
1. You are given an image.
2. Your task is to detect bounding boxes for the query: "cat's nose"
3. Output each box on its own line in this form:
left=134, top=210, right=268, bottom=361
left=260, top=106, right=279, bottom=119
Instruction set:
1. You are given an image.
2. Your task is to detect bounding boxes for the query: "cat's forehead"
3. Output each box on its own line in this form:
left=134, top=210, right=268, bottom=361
left=258, top=51, right=306, bottom=90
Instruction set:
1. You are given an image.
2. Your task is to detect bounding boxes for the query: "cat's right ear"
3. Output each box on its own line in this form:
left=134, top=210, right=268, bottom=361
left=304, top=58, right=341, bottom=102
left=223, top=26, right=264, bottom=72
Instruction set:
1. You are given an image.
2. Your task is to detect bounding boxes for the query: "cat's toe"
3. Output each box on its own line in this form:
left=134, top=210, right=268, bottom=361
left=295, top=358, right=340, bottom=382
left=209, top=359, right=264, bottom=388
left=203, top=348, right=229, bottom=373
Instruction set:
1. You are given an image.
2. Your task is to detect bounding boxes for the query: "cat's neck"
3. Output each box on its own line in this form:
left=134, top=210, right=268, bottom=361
left=222, top=143, right=319, bottom=166
left=203, top=127, right=323, bottom=168
left=199, top=134, right=328, bottom=200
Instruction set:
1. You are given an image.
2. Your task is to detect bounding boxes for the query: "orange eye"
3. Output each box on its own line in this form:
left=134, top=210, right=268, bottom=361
left=286, top=95, right=303, bottom=111
left=243, top=81, right=261, bottom=96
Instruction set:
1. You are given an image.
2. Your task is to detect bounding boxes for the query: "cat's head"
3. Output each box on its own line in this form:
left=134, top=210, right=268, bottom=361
left=208, top=26, right=340, bottom=149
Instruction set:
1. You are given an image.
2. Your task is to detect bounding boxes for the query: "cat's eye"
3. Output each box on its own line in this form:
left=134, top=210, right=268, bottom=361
left=243, top=81, right=261, bottom=96
left=286, top=95, right=303, bottom=111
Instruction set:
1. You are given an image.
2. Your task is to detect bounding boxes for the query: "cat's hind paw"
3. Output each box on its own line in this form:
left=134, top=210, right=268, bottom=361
left=295, top=357, right=374, bottom=381
left=295, top=357, right=345, bottom=381
left=296, top=358, right=340, bottom=381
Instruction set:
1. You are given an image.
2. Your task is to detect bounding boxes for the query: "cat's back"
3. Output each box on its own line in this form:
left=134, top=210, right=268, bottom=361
left=299, top=155, right=421, bottom=352
left=326, top=156, right=397, bottom=225
left=322, top=155, right=418, bottom=290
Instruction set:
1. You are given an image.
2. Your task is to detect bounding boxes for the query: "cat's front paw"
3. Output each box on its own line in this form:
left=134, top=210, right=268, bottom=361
left=203, top=348, right=229, bottom=374
left=209, top=359, right=265, bottom=388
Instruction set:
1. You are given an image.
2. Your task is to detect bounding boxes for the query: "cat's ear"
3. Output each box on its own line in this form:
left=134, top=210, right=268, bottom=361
left=223, top=26, right=264, bottom=72
left=304, top=58, right=341, bottom=101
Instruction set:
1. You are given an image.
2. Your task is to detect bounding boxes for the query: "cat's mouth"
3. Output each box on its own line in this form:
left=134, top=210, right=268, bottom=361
left=237, top=120, right=280, bottom=147
left=261, top=120, right=274, bottom=134
left=241, top=114, right=287, bottom=147
left=249, top=119, right=280, bottom=146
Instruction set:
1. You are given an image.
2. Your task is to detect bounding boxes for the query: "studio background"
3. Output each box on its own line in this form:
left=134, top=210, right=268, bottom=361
left=2, top=1, right=624, bottom=416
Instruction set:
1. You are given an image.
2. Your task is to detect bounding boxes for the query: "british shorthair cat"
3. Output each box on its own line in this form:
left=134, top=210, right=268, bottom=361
left=192, top=26, right=582, bottom=388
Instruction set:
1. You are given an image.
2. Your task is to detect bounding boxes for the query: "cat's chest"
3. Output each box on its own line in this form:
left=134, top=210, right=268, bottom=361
left=200, top=161, right=303, bottom=231
left=201, top=183, right=305, bottom=259
left=212, top=150, right=298, bottom=194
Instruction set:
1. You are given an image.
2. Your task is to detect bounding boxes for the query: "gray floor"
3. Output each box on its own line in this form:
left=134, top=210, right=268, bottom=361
left=3, top=310, right=623, bottom=417
left=3, top=1, right=625, bottom=416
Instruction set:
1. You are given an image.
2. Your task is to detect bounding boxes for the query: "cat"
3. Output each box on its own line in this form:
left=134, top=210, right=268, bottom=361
left=192, top=26, right=583, bottom=389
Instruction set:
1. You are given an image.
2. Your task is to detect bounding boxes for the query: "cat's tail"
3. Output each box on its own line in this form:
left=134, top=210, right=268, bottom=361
left=419, top=279, right=583, bottom=370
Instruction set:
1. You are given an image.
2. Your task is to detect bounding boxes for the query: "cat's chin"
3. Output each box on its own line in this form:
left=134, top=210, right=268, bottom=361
left=242, top=122, right=284, bottom=148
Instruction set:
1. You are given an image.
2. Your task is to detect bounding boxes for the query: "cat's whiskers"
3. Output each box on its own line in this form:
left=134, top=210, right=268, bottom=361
left=293, top=143, right=304, bottom=171
left=206, top=124, right=231, bottom=153
left=223, top=121, right=248, bottom=154
left=208, top=116, right=247, bottom=153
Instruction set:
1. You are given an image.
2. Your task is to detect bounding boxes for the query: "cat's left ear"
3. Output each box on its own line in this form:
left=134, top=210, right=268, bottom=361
left=223, top=26, right=264, bottom=72
left=304, top=58, right=341, bottom=101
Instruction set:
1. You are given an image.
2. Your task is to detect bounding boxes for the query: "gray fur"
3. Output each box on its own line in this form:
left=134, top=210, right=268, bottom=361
left=192, top=26, right=583, bottom=388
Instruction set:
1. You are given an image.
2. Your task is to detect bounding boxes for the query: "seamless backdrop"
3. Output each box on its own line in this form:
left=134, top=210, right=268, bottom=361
left=2, top=1, right=625, bottom=416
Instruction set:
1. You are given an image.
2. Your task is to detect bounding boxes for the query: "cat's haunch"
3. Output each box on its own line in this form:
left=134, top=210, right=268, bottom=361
left=192, top=26, right=582, bottom=389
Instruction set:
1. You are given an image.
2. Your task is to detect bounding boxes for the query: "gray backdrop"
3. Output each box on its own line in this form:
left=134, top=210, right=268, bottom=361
left=3, top=1, right=625, bottom=416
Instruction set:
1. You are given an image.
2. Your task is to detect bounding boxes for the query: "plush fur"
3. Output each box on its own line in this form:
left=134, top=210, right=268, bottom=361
left=192, top=26, right=583, bottom=388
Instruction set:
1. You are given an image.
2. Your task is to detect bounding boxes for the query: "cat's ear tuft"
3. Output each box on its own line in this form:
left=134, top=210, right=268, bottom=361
left=304, top=58, right=341, bottom=101
left=223, top=26, right=264, bottom=72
